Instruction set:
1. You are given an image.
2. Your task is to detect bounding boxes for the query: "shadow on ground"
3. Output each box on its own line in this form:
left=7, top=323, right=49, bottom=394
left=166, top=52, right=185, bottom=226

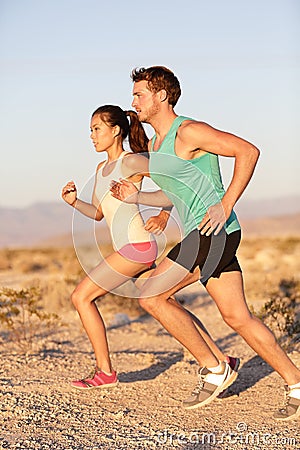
left=220, top=355, right=274, bottom=398
left=117, top=350, right=184, bottom=382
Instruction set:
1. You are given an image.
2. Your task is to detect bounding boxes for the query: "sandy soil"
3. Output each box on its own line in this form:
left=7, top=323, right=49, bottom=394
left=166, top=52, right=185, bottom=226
left=0, top=239, right=300, bottom=449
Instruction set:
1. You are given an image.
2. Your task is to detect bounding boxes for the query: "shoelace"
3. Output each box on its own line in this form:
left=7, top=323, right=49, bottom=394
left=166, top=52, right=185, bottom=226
left=81, top=367, right=101, bottom=382
left=192, top=370, right=206, bottom=395
left=278, top=388, right=290, bottom=413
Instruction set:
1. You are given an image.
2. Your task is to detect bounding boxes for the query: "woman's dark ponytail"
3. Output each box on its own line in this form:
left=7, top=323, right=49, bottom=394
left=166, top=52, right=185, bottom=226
left=126, top=110, right=149, bottom=154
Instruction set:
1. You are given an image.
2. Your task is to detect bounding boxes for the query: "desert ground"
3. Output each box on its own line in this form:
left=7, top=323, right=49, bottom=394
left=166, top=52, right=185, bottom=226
left=0, top=236, right=300, bottom=449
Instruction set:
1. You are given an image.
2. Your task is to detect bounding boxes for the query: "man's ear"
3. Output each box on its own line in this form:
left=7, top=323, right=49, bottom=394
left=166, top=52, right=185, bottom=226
left=158, top=89, right=168, bottom=102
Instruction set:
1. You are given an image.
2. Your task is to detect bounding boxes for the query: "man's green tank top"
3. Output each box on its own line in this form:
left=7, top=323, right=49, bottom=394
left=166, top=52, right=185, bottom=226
left=149, top=116, right=241, bottom=237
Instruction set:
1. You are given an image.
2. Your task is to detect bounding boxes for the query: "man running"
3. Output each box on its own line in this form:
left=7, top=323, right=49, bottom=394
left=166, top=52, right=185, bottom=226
left=111, top=66, right=300, bottom=420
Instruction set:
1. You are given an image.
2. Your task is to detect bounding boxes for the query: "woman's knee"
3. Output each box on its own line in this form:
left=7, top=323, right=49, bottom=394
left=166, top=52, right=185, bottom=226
left=71, top=288, right=83, bottom=310
left=71, top=287, right=100, bottom=310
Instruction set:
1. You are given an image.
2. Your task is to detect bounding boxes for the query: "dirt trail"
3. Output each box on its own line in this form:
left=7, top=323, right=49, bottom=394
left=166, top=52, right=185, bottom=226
left=1, top=281, right=299, bottom=449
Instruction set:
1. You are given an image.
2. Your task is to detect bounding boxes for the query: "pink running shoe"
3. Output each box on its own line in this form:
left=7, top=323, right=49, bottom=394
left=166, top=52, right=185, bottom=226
left=71, top=367, right=119, bottom=390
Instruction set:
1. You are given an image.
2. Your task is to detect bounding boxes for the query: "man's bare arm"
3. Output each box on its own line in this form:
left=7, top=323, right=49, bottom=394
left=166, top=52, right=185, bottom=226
left=110, top=179, right=173, bottom=207
left=178, top=122, right=260, bottom=234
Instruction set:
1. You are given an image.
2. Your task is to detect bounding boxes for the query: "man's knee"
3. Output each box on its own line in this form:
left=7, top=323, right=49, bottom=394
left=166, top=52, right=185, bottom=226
left=223, top=311, right=253, bottom=331
left=138, top=296, right=161, bottom=317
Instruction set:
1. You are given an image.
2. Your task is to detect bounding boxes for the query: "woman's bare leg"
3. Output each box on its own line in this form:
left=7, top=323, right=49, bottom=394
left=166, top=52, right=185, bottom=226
left=71, top=252, right=150, bottom=373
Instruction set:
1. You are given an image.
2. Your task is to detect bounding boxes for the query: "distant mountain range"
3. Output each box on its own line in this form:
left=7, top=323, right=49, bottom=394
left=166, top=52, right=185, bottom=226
left=0, top=196, right=299, bottom=248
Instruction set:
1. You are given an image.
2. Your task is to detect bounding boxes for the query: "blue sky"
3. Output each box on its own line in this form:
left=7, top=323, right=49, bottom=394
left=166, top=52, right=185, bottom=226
left=0, top=0, right=299, bottom=208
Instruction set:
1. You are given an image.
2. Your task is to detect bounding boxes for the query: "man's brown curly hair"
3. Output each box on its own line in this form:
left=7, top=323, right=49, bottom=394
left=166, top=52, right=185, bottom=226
left=131, top=66, right=181, bottom=107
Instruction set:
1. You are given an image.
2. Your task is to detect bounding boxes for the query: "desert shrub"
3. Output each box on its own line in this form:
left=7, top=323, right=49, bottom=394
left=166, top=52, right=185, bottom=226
left=254, top=279, right=300, bottom=351
left=0, top=286, right=63, bottom=353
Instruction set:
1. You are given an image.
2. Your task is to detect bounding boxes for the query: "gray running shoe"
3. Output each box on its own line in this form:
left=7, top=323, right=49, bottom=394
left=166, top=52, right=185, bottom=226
left=274, top=385, right=300, bottom=420
left=183, top=361, right=230, bottom=409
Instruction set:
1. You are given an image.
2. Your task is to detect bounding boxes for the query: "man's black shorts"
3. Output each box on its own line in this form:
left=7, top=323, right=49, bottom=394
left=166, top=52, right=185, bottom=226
left=167, top=228, right=242, bottom=285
